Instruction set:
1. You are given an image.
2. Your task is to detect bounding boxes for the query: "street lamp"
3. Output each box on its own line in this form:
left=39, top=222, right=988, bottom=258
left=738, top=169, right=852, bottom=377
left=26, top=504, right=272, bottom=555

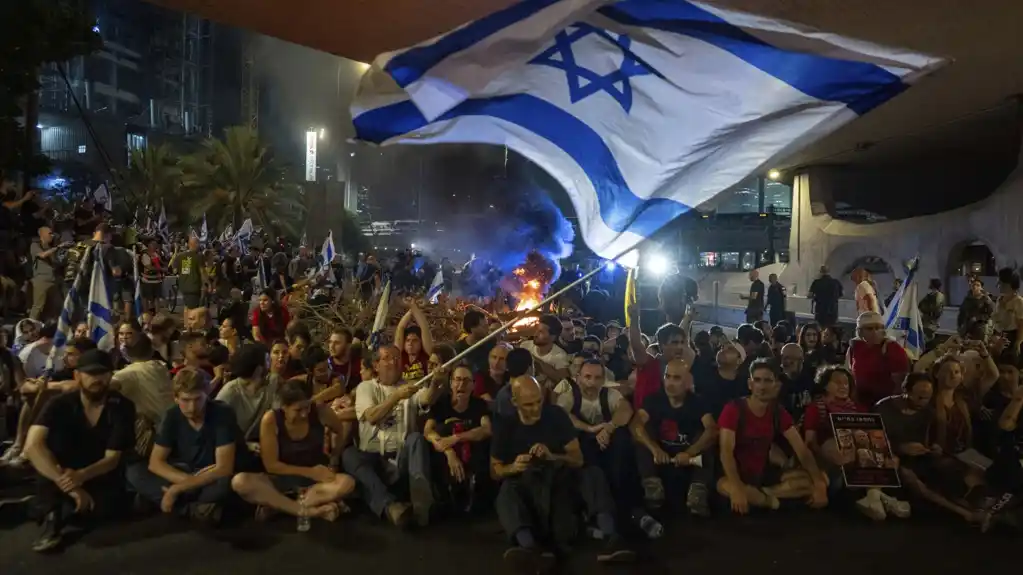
left=767, top=169, right=781, bottom=181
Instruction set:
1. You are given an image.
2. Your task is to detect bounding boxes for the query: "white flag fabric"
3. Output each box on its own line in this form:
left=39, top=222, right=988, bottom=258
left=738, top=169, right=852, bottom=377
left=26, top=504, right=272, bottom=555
left=883, top=257, right=925, bottom=360
left=93, top=184, right=112, bottom=212
left=427, top=269, right=444, bottom=303
left=368, top=280, right=392, bottom=351
left=352, top=0, right=944, bottom=261
left=200, top=213, right=209, bottom=243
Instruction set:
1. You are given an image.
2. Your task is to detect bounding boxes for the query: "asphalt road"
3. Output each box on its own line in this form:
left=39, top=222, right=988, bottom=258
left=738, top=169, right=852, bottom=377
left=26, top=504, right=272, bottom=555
left=0, top=498, right=1012, bottom=575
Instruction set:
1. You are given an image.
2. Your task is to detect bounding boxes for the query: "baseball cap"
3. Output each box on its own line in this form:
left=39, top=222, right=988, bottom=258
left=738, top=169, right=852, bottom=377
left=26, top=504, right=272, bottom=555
left=76, top=349, right=114, bottom=375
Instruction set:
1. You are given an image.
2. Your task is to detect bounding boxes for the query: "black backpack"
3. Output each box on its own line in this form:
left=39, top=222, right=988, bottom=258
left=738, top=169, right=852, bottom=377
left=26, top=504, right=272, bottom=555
left=570, top=382, right=612, bottom=424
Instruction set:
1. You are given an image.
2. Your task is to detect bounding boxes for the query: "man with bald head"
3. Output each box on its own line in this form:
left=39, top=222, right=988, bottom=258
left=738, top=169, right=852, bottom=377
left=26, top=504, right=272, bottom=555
left=30, top=225, right=66, bottom=321
left=778, top=343, right=814, bottom=422
left=632, top=359, right=718, bottom=516
left=492, top=376, right=633, bottom=571
left=342, top=345, right=445, bottom=528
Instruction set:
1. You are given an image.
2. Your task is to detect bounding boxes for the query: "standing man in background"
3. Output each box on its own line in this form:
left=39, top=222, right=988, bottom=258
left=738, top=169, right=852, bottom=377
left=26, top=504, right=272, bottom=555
left=767, top=273, right=787, bottom=327
left=809, top=266, right=842, bottom=328
left=741, top=270, right=765, bottom=324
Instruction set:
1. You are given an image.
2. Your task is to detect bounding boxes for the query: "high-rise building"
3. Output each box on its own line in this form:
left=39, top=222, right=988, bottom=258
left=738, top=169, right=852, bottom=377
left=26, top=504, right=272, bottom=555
left=36, top=0, right=239, bottom=181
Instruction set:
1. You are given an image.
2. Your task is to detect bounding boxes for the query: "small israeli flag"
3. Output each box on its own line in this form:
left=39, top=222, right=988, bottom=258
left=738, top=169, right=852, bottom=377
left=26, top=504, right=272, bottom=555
left=352, top=0, right=944, bottom=262
left=255, top=255, right=268, bottom=292
left=199, top=213, right=209, bottom=243
left=132, top=249, right=143, bottom=318
left=884, top=257, right=925, bottom=360
left=93, top=183, right=112, bottom=212
left=368, top=280, right=392, bottom=351
left=87, top=250, right=115, bottom=351
left=426, top=269, right=444, bottom=304
left=46, top=246, right=94, bottom=374
left=157, top=203, right=169, bottom=241
left=234, top=218, right=253, bottom=251
left=300, top=231, right=308, bottom=248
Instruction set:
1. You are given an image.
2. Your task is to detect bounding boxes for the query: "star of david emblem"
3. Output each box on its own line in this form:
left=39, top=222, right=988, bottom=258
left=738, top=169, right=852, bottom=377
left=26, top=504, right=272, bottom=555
left=530, top=23, right=652, bottom=113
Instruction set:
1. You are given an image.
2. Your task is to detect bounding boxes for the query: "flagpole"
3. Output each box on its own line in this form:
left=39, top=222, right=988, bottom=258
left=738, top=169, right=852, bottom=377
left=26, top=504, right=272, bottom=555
left=411, top=247, right=633, bottom=389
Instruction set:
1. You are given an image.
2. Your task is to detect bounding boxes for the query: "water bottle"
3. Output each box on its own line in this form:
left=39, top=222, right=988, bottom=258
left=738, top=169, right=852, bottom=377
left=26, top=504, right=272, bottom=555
left=297, top=491, right=311, bottom=532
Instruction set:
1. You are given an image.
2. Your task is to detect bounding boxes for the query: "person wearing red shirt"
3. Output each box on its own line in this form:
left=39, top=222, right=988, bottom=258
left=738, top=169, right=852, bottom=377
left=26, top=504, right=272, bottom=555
left=717, top=358, right=827, bottom=514
left=847, top=311, right=910, bottom=408
left=251, top=288, right=290, bottom=344
left=626, top=304, right=695, bottom=411
left=396, top=301, right=434, bottom=383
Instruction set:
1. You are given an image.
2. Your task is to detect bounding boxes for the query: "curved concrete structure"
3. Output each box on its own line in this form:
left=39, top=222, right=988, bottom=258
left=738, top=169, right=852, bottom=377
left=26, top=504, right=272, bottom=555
left=783, top=139, right=1023, bottom=302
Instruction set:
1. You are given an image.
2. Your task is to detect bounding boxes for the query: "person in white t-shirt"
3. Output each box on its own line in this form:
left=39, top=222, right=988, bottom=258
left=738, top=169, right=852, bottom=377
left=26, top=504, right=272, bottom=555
left=520, top=315, right=571, bottom=392
left=853, top=268, right=880, bottom=314
left=341, top=345, right=444, bottom=528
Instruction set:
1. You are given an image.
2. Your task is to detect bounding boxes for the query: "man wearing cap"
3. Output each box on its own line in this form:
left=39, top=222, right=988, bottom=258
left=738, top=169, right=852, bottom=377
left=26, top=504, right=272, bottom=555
left=23, top=349, right=136, bottom=553
left=848, top=311, right=910, bottom=408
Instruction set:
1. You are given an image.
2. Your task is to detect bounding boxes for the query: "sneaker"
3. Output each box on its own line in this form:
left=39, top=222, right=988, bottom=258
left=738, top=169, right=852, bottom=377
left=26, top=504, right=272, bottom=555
left=642, top=477, right=664, bottom=509
left=409, top=474, right=434, bottom=527
left=385, top=501, right=412, bottom=528
left=856, top=494, right=886, bottom=521
left=503, top=546, right=556, bottom=575
left=31, top=512, right=64, bottom=553
left=0, top=445, right=26, bottom=468
left=878, top=492, right=911, bottom=519
left=596, top=536, right=636, bottom=563
left=686, top=482, right=711, bottom=517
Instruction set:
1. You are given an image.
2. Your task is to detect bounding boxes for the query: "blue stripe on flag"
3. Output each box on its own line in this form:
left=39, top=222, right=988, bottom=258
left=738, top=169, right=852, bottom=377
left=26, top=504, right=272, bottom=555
left=354, top=94, right=691, bottom=236
left=384, top=0, right=563, bottom=88
left=599, top=0, right=908, bottom=115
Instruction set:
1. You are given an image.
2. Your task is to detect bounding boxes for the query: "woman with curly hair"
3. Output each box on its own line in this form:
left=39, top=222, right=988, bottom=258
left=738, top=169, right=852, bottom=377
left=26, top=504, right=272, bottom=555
left=802, top=365, right=910, bottom=521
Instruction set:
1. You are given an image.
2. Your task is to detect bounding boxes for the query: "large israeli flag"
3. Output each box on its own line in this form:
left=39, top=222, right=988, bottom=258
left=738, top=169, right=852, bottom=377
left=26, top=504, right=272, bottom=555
left=883, top=257, right=925, bottom=360
left=352, top=0, right=944, bottom=261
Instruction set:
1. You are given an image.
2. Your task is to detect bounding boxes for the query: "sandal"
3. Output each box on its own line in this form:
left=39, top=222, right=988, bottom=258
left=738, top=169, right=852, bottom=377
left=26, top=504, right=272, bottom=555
left=255, top=505, right=278, bottom=522
left=321, top=501, right=351, bottom=522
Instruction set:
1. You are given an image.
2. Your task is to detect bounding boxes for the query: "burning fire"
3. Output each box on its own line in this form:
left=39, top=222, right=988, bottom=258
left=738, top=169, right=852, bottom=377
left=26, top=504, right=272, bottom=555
left=512, top=267, right=542, bottom=329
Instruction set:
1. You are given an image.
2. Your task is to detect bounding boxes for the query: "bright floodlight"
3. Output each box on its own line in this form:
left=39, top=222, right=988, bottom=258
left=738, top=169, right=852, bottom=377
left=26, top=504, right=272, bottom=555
left=410, top=243, right=417, bottom=248
left=605, top=261, right=616, bottom=270
left=767, top=169, right=781, bottom=180
left=647, top=254, right=670, bottom=276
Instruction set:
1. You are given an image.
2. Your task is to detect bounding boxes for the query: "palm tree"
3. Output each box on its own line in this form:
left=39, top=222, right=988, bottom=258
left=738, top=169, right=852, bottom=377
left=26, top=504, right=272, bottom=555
left=122, top=143, right=183, bottom=216
left=181, top=126, right=305, bottom=238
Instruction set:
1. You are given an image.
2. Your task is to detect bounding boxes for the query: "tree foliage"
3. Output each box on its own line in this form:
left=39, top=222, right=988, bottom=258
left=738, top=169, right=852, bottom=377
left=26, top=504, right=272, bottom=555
left=0, top=0, right=101, bottom=178
left=180, top=126, right=306, bottom=238
left=122, top=144, right=183, bottom=217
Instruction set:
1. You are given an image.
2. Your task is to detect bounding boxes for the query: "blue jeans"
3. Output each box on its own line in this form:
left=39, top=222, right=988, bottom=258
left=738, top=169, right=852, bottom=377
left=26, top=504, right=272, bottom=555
left=341, top=432, right=430, bottom=517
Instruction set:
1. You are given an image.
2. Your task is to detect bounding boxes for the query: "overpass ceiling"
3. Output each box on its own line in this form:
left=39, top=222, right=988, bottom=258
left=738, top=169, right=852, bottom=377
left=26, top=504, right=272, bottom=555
left=149, top=0, right=1023, bottom=169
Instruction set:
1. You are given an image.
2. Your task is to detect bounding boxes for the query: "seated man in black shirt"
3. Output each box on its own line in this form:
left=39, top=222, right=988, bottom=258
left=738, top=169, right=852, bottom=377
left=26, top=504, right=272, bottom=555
left=491, top=376, right=633, bottom=573
left=632, top=359, right=718, bottom=516
left=126, top=368, right=237, bottom=524
left=23, top=350, right=135, bottom=553
left=425, top=363, right=493, bottom=513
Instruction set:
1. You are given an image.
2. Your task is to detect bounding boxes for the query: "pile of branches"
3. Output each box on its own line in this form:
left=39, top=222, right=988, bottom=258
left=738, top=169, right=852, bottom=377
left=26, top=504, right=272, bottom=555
left=287, top=284, right=469, bottom=346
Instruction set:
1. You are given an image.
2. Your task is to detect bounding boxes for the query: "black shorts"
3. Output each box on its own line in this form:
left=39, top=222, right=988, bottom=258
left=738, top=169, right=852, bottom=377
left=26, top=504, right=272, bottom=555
left=141, top=282, right=162, bottom=300
left=270, top=474, right=316, bottom=494
left=182, top=291, right=203, bottom=309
